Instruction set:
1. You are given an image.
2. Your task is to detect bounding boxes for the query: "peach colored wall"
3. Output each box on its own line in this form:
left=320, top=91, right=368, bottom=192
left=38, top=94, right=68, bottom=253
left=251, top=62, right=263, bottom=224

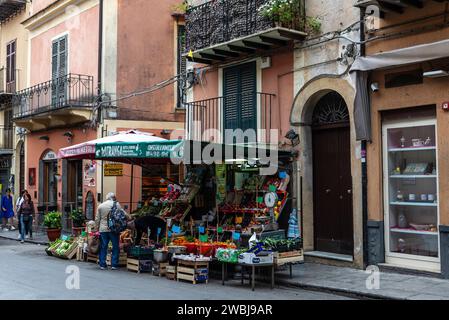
left=32, top=0, right=57, bottom=14
left=29, top=5, right=99, bottom=86
left=26, top=127, right=97, bottom=211
left=116, top=0, right=185, bottom=123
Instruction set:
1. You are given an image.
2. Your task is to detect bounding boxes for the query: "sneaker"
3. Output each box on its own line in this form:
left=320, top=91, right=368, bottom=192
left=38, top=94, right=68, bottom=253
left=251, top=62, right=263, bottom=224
left=25, top=235, right=29, bottom=239
left=20, top=240, right=24, bottom=244
left=29, top=236, right=33, bottom=240
left=10, top=226, right=15, bottom=231
left=3, top=228, right=9, bottom=232
left=17, top=234, right=21, bottom=239
left=100, top=266, right=107, bottom=270
left=111, top=267, right=119, bottom=270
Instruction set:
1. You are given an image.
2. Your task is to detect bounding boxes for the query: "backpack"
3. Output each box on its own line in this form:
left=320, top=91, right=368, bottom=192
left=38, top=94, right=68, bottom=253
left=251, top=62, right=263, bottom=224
left=107, top=201, right=127, bottom=233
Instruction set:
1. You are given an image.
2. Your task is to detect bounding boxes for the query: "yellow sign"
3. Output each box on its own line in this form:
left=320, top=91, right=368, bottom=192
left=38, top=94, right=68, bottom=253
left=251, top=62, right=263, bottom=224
left=104, top=163, right=123, bottom=176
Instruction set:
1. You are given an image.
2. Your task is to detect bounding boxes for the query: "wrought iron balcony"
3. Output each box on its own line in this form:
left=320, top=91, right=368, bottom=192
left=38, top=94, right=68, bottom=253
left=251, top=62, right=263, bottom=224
left=186, top=91, right=276, bottom=144
left=0, top=0, right=26, bottom=23
left=185, top=0, right=307, bottom=64
left=12, top=74, right=95, bottom=131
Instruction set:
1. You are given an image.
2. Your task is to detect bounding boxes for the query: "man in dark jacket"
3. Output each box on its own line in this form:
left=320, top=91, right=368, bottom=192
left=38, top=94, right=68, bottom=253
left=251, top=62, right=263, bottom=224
left=132, top=215, right=167, bottom=245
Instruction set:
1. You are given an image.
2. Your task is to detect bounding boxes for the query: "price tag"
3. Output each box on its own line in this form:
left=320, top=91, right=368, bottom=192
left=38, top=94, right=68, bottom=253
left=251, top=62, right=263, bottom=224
left=233, top=232, right=241, bottom=241
left=269, top=185, right=277, bottom=192
left=256, top=196, right=264, bottom=204
left=61, top=235, right=69, bottom=241
left=279, top=171, right=287, bottom=179
left=217, top=227, right=223, bottom=234
left=199, top=226, right=205, bottom=234
left=172, top=225, right=181, bottom=234
left=168, top=231, right=172, bottom=237
left=199, top=234, right=208, bottom=242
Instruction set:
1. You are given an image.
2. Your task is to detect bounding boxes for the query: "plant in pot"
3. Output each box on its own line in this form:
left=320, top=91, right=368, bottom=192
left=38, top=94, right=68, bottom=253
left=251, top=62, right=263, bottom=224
left=44, top=211, right=62, bottom=242
left=70, top=209, right=86, bottom=236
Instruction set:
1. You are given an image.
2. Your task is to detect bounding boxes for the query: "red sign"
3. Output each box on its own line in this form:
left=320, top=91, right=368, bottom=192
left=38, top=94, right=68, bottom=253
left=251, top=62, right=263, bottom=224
left=443, top=102, right=449, bottom=111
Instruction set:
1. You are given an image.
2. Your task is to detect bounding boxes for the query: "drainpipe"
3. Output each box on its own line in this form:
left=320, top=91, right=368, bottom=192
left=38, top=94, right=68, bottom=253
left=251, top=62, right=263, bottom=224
left=360, top=8, right=369, bottom=269
left=98, top=0, right=104, bottom=202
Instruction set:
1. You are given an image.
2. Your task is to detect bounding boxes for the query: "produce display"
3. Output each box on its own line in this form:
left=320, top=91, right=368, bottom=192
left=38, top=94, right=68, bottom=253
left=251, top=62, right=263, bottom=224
left=47, top=237, right=77, bottom=259
left=215, top=248, right=243, bottom=264
left=261, top=238, right=302, bottom=253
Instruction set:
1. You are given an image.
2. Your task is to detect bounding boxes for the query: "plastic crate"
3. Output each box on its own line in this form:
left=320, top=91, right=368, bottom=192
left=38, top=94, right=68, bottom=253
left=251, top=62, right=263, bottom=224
left=127, top=246, right=154, bottom=260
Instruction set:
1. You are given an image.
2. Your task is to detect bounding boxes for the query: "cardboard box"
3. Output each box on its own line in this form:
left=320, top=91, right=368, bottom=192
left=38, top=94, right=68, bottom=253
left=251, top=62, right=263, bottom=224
left=238, top=252, right=273, bottom=264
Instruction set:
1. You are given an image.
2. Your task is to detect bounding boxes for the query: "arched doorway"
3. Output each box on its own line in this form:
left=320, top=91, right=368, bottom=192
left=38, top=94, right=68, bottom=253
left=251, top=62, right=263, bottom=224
left=312, top=91, right=353, bottom=255
left=40, top=149, right=58, bottom=208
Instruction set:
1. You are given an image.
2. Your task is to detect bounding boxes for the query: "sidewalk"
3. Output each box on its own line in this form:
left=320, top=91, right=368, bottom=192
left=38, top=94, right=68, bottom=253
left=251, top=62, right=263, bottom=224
left=275, top=262, right=449, bottom=300
left=0, top=229, right=49, bottom=245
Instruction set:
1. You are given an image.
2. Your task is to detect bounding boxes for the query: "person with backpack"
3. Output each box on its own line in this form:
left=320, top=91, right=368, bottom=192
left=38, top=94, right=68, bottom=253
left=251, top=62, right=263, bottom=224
left=95, top=192, right=131, bottom=270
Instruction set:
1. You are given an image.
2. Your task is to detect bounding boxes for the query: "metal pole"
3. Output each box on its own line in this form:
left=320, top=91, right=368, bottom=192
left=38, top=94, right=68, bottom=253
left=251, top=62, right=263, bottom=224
left=129, top=164, right=134, bottom=213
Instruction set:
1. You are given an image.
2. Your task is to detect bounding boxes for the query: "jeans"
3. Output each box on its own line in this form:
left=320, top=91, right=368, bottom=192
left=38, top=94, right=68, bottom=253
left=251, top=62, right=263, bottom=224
left=20, top=216, right=33, bottom=241
left=99, top=232, right=120, bottom=268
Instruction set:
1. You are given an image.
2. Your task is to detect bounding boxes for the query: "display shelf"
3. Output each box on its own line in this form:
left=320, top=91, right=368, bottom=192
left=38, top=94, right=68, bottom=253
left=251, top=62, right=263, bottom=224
left=390, top=228, right=438, bottom=236
left=390, top=201, right=438, bottom=207
left=219, top=208, right=266, bottom=214
left=388, top=146, right=436, bottom=152
left=389, top=175, right=437, bottom=179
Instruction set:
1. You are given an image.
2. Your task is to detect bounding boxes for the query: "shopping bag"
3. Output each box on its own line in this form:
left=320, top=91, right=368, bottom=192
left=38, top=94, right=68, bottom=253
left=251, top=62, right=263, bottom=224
left=88, top=237, right=100, bottom=255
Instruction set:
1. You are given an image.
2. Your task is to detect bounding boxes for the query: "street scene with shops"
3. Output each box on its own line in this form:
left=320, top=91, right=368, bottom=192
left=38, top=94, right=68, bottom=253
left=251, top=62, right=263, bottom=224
left=1, top=0, right=449, bottom=302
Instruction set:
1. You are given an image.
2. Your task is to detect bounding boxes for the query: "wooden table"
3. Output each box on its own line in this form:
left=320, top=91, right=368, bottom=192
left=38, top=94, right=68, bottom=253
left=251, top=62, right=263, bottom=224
left=221, top=261, right=274, bottom=291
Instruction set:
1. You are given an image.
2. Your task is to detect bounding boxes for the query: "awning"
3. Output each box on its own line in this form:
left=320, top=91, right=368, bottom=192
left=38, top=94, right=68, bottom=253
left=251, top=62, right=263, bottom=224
left=58, top=130, right=166, bottom=160
left=350, top=39, right=449, bottom=72
left=350, top=39, right=449, bottom=141
left=94, top=139, right=291, bottom=167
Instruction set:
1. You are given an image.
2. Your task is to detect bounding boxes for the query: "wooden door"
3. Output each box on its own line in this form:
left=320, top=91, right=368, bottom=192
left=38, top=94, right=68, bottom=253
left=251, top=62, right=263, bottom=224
left=312, top=125, right=353, bottom=255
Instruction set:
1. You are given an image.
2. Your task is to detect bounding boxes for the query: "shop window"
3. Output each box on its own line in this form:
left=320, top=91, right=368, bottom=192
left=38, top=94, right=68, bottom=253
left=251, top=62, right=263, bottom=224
left=385, top=69, right=423, bottom=89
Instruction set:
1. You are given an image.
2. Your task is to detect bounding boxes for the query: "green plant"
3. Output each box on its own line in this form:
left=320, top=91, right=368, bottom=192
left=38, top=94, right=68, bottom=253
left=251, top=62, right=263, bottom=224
left=305, top=16, right=321, bottom=34
left=70, top=209, right=85, bottom=228
left=171, top=0, right=190, bottom=14
left=44, top=211, right=62, bottom=229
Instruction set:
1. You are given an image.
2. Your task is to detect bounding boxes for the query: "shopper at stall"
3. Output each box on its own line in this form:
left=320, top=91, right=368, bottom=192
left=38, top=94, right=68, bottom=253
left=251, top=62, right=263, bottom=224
left=16, top=190, right=29, bottom=238
left=95, top=192, right=131, bottom=270
left=17, top=193, right=34, bottom=243
left=131, top=215, right=167, bottom=244
left=1, top=189, right=15, bottom=231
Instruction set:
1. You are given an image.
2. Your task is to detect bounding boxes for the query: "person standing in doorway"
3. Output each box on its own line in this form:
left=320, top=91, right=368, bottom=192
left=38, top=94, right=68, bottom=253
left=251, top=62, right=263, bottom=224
left=16, top=190, right=28, bottom=238
left=2, top=189, right=15, bottom=231
left=95, top=192, right=131, bottom=270
left=18, top=193, right=34, bottom=243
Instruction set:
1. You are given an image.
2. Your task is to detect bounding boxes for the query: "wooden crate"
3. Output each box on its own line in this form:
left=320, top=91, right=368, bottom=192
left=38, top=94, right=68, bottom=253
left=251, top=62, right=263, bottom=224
left=274, top=250, right=304, bottom=266
left=107, top=252, right=127, bottom=267
left=176, top=259, right=209, bottom=284
left=127, top=258, right=153, bottom=273
left=152, top=262, right=168, bottom=276
left=87, top=253, right=98, bottom=263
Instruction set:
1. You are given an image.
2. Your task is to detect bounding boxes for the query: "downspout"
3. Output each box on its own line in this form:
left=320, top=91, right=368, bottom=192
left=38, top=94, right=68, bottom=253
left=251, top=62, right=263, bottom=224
left=98, top=0, right=104, bottom=202
left=360, top=8, right=369, bottom=269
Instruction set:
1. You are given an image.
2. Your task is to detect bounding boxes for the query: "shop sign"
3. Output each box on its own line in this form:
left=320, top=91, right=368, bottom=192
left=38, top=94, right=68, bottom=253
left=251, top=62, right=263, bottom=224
left=95, top=141, right=183, bottom=159
left=104, top=163, right=123, bottom=176
left=42, top=150, right=57, bottom=161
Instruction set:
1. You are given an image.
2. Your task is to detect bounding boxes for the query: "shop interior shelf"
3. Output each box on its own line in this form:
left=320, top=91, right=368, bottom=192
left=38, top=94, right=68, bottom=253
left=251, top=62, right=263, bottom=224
left=390, top=228, right=438, bottom=236
left=389, top=175, right=437, bottom=179
left=219, top=208, right=266, bottom=214
left=388, top=146, right=436, bottom=152
left=390, top=201, right=438, bottom=207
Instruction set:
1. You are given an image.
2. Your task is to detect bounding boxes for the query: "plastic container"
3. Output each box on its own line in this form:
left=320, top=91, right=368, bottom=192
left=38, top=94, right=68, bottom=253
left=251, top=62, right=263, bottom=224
left=197, top=244, right=214, bottom=257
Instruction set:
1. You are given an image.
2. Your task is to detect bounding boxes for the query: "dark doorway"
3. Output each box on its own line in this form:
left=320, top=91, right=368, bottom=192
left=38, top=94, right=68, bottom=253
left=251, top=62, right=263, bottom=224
left=312, top=92, right=353, bottom=256
left=19, top=143, right=24, bottom=193
left=67, top=160, right=83, bottom=210
left=43, top=160, right=58, bottom=206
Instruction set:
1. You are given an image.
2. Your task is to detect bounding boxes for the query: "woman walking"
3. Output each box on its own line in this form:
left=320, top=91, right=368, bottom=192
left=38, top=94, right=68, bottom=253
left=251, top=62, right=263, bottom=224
left=18, top=193, right=34, bottom=243
left=1, top=188, right=15, bottom=231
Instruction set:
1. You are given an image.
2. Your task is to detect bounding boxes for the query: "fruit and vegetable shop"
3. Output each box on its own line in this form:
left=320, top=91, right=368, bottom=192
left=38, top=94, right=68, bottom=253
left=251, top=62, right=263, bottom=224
left=48, top=139, right=303, bottom=287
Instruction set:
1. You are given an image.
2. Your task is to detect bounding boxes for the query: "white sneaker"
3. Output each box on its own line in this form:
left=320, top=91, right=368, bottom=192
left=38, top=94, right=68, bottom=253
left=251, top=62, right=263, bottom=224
left=25, top=235, right=29, bottom=239
left=10, top=226, right=15, bottom=231
left=3, top=228, right=9, bottom=232
left=17, top=234, right=21, bottom=239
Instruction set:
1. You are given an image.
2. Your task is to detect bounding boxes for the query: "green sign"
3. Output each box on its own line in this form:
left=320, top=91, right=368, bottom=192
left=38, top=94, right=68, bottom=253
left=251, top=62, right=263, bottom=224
left=257, top=196, right=264, bottom=204
left=269, top=185, right=277, bottom=192
left=199, top=234, right=208, bottom=242
left=95, top=140, right=183, bottom=159
left=217, top=227, right=223, bottom=234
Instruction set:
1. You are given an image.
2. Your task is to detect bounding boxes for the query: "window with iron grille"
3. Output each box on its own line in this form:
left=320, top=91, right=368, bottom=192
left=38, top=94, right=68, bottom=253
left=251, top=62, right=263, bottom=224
left=177, top=24, right=187, bottom=109
left=6, top=40, right=16, bottom=93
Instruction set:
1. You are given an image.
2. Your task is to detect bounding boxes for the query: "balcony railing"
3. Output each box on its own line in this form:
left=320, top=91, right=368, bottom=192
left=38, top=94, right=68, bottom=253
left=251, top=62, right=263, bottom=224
left=0, top=126, right=13, bottom=150
left=185, top=0, right=306, bottom=53
left=186, top=91, right=276, bottom=144
left=12, top=74, right=95, bottom=119
left=0, top=0, right=26, bottom=23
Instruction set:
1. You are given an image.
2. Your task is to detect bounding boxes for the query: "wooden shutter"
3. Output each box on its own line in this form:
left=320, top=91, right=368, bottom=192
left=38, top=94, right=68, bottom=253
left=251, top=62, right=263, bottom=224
left=223, top=62, right=257, bottom=133
left=51, top=36, right=68, bottom=105
left=177, top=25, right=187, bottom=108
left=6, top=40, right=16, bottom=93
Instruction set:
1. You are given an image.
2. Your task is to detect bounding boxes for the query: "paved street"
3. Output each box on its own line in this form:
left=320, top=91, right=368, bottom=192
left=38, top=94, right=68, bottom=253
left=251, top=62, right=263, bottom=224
left=0, top=239, right=350, bottom=300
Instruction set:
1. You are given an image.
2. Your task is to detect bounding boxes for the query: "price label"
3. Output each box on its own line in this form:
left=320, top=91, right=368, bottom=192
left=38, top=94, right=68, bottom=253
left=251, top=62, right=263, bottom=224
left=233, top=232, right=241, bottom=241
left=168, top=231, right=172, bottom=237
left=269, top=185, right=277, bottom=192
left=217, top=227, right=223, bottom=234
left=257, top=196, right=264, bottom=204
left=199, top=234, right=208, bottom=242
left=172, top=225, right=181, bottom=234
left=199, top=226, right=205, bottom=233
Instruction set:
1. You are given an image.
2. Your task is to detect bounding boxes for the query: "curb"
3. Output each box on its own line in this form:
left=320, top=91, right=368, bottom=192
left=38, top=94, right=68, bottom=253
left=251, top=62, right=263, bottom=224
left=275, top=278, right=404, bottom=300
left=0, top=234, right=49, bottom=246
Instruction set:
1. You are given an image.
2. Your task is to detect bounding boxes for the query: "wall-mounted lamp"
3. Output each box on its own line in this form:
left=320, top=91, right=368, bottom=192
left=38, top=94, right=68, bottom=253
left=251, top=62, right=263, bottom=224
left=161, top=129, right=172, bottom=136
left=285, top=129, right=300, bottom=147
left=63, top=131, right=74, bottom=143
left=423, top=70, right=449, bottom=78
left=370, top=82, right=380, bottom=92
left=39, top=136, right=50, bottom=141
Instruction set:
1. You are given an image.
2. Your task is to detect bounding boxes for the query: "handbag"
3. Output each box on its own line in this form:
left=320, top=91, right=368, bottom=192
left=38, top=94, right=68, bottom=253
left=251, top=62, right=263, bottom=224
left=88, top=237, right=100, bottom=255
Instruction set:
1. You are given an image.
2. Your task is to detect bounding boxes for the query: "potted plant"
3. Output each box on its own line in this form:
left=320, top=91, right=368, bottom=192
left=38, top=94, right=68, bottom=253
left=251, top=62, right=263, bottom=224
left=44, top=211, right=62, bottom=242
left=70, top=209, right=86, bottom=236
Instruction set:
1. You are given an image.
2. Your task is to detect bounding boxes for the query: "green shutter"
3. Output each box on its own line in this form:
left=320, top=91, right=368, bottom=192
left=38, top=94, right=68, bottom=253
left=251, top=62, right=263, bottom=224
left=223, top=61, right=256, bottom=135
left=51, top=36, right=68, bottom=106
